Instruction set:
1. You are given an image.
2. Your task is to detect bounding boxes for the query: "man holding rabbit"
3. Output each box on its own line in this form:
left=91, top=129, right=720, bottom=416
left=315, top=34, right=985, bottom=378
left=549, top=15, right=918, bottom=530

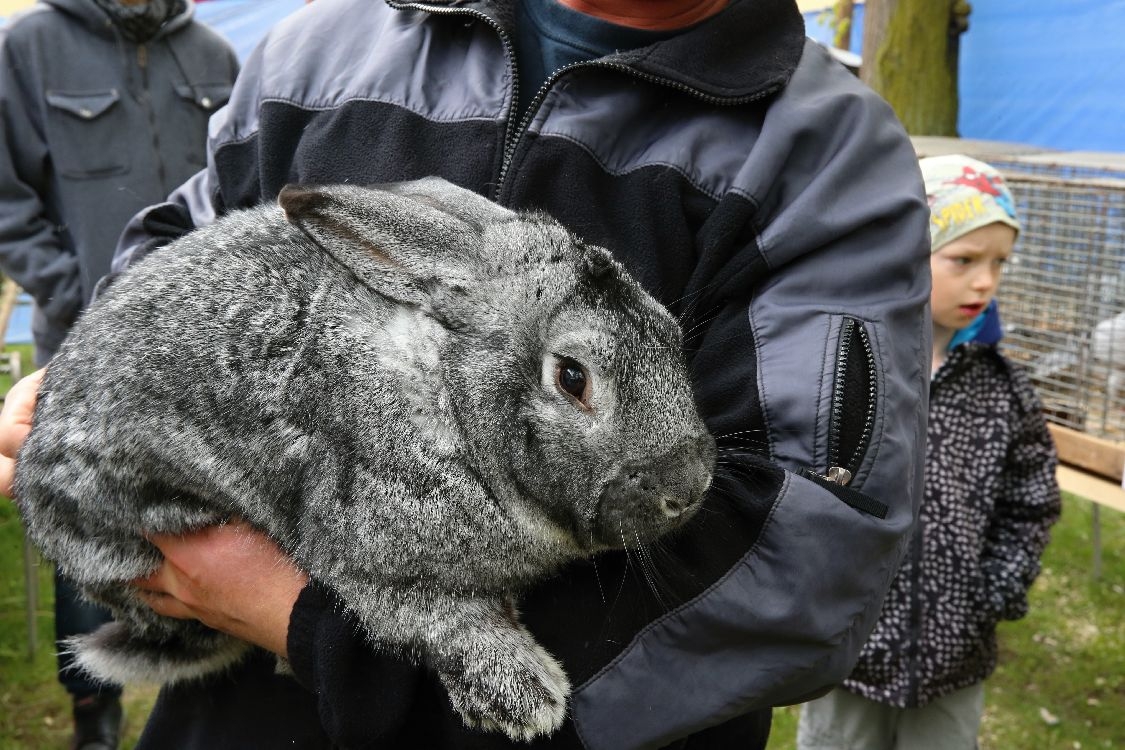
left=0, top=0, right=932, bottom=747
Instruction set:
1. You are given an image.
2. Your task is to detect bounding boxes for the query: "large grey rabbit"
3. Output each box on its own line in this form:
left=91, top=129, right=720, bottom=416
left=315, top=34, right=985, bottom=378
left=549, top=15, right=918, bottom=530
left=15, top=178, right=716, bottom=740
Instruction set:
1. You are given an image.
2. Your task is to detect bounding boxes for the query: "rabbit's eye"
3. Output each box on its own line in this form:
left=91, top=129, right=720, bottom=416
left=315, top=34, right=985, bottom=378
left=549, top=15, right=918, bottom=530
left=556, top=359, right=591, bottom=408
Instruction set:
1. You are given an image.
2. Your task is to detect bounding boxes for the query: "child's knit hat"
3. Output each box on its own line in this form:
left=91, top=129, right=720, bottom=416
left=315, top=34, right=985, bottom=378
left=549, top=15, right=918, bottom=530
left=920, top=154, right=1020, bottom=253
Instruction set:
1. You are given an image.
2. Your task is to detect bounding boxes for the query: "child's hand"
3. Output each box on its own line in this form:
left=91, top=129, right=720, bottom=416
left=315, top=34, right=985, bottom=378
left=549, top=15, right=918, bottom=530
left=133, top=520, right=309, bottom=658
left=0, top=368, right=46, bottom=499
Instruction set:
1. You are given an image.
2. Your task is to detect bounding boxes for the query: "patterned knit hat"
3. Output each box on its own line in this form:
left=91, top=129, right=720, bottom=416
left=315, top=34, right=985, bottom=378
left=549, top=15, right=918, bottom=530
left=920, top=154, right=1020, bottom=253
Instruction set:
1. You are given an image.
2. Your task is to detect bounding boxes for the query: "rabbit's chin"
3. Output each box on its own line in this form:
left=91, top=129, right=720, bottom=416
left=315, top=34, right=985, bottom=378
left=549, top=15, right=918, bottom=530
left=595, top=497, right=703, bottom=549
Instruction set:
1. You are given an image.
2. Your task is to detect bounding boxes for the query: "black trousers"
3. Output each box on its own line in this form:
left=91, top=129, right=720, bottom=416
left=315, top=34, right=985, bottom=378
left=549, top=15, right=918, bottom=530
left=54, top=569, right=120, bottom=698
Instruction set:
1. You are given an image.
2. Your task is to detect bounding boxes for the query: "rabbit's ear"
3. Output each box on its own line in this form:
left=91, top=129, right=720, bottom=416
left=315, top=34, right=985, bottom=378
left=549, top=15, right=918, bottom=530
left=375, top=177, right=517, bottom=229
left=278, top=183, right=476, bottom=307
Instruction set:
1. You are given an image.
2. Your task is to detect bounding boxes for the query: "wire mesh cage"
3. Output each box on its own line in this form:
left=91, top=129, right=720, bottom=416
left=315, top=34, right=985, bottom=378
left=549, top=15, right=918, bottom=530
left=912, top=138, right=1125, bottom=444
left=998, top=173, right=1125, bottom=442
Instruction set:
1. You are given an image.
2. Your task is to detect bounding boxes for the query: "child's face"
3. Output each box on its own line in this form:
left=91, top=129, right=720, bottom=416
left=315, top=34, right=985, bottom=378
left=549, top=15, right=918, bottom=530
left=929, top=221, right=1017, bottom=333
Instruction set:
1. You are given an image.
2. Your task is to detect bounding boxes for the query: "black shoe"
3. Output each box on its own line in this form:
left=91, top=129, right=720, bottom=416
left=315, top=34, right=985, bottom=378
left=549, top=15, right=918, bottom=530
left=71, top=692, right=123, bottom=750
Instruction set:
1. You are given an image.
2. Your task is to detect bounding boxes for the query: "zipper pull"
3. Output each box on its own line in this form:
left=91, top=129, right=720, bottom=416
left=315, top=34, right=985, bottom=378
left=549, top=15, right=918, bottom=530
left=137, top=44, right=148, bottom=69
left=825, top=466, right=853, bottom=485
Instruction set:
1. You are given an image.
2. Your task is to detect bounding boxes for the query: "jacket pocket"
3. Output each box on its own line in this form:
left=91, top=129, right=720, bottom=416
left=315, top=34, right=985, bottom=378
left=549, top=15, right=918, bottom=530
left=173, top=83, right=232, bottom=166
left=44, top=89, right=131, bottom=179
left=825, top=315, right=879, bottom=487
left=173, top=83, right=233, bottom=113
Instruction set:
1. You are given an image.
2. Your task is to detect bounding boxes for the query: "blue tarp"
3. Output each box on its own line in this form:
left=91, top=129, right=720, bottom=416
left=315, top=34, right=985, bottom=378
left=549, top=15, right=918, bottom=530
left=6, top=294, right=32, bottom=347
left=804, top=0, right=1125, bottom=153
left=803, top=3, right=865, bottom=55
left=0, top=0, right=305, bottom=58
left=958, top=0, right=1125, bottom=152
left=194, top=0, right=306, bottom=60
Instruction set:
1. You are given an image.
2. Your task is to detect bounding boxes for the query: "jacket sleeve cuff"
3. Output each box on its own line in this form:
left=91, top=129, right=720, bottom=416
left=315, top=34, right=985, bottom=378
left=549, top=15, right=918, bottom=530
left=281, top=580, right=430, bottom=745
left=286, top=581, right=333, bottom=691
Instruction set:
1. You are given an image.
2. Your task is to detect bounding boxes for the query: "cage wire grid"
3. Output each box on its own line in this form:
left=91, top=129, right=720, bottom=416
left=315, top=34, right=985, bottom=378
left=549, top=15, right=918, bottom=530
left=998, top=173, right=1125, bottom=441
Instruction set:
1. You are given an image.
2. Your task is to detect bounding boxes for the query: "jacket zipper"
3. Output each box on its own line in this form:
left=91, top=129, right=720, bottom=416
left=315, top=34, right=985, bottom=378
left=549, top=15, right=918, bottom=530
left=136, top=44, right=168, bottom=190
left=824, top=316, right=877, bottom=486
left=388, top=1, right=784, bottom=203
left=496, top=60, right=783, bottom=202
left=388, top=1, right=518, bottom=202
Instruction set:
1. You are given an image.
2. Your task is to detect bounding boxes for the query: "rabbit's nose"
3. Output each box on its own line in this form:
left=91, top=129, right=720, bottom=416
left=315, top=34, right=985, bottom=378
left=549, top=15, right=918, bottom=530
left=594, top=437, right=715, bottom=546
left=658, top=434, right=716, bottom=507
left=661, top=486, right=700, bottom=517
left=619, top=470, right=692, bottom=518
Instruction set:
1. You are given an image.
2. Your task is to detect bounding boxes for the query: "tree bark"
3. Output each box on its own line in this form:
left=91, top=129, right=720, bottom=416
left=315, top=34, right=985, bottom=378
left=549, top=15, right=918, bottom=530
left=832, top=0, right=854, bottom=49
left=859, top=0, right=968, bottom=136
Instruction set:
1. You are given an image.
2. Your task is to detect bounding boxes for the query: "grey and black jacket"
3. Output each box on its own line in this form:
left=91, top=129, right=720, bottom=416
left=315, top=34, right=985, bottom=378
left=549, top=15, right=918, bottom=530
left=116, top=0, right=932, bottom=747
left=844, top=343, right=1061, bottom=708
left=0, top=0, right=238, bottom=363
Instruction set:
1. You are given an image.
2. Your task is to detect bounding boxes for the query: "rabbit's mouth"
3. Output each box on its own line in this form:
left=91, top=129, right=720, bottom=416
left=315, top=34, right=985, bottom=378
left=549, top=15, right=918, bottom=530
left=593, top=438, right=715, bottom=547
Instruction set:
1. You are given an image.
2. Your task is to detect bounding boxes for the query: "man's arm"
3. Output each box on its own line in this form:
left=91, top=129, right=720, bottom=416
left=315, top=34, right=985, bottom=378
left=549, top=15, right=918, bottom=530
left=561, top=45, right=932, bottom=748
left=108, top=167, right=218, bottom=279
left=0, top=28, right=83, bottom=324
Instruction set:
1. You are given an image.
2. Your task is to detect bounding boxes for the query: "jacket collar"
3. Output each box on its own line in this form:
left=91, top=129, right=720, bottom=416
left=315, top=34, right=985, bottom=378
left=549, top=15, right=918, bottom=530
left=387, top=0, right=806, bottom=102
left=43, top=0, right=196, bottom=40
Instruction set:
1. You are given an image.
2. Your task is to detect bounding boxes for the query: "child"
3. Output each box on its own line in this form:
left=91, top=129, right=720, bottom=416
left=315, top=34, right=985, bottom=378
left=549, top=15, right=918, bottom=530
left=796, top=154, right=1062, bottom=750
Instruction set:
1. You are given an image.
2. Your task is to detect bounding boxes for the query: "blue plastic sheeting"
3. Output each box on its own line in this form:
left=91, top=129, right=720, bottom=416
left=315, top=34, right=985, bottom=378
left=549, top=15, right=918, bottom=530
left=803, top=3, right=864, bottom=55
left=1, top=0, right=304, bottom=59
left=959, top=0, right=1125, bottom=152
left=6, top=294, right=33, bottom=346
left=803, top=1, right=1125, bottom=153
left=194, top=0, right=307, bottom=61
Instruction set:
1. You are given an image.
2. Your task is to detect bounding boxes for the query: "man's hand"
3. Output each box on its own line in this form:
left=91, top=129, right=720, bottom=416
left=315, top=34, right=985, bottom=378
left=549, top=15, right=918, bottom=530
left=0, top=368, right=46, bottom=498
left=134, top=520, right=309, bottom=658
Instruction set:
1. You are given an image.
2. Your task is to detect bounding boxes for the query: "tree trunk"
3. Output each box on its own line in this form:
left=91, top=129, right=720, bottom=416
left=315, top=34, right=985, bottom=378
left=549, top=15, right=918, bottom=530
left=859, top=0, right=968, bottom=136
left=832, top=0, right=854, bottom=49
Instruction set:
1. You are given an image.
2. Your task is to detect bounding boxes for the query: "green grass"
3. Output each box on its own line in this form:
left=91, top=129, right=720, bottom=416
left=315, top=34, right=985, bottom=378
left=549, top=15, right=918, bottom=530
left=768, top=493, right=1125, bottom=750
left=1, top=343, right=1122, bottom=747
left=0, top=510, right=159, bottom=750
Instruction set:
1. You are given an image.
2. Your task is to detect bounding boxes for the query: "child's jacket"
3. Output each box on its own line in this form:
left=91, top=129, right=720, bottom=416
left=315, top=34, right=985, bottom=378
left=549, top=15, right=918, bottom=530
left=844, top=342, right=1061, bottom=708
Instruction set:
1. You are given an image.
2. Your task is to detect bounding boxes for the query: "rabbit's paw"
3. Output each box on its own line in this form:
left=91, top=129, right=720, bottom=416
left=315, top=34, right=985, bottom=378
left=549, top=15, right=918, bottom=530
left=443, top=643, right=570, bottom=741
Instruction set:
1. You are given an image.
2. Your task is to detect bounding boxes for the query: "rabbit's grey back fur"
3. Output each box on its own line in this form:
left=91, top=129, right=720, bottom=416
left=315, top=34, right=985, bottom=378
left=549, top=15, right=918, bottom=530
left=15, top=178, right=715, bottom=740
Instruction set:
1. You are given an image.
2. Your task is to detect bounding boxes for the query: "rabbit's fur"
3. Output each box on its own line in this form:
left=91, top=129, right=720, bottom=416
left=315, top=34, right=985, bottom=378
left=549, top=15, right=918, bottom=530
left=15, top=178, right=716, bottom=740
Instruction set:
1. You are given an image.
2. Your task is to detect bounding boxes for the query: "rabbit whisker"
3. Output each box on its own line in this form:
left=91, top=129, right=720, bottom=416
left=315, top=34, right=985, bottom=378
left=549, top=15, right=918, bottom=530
left=631, top=530, right=671, bottom=610
left=681, top=311, right=723, bottom=337
left=713, top=429, right=766, bottom=440
left=666, top=281, right=720, bottom=310
left=591, top=556, right=606, bottom=605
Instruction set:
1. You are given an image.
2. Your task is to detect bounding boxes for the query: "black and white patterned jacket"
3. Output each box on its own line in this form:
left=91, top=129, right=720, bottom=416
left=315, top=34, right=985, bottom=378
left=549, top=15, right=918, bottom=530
left=844, top=342, right=1061, bottom=708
